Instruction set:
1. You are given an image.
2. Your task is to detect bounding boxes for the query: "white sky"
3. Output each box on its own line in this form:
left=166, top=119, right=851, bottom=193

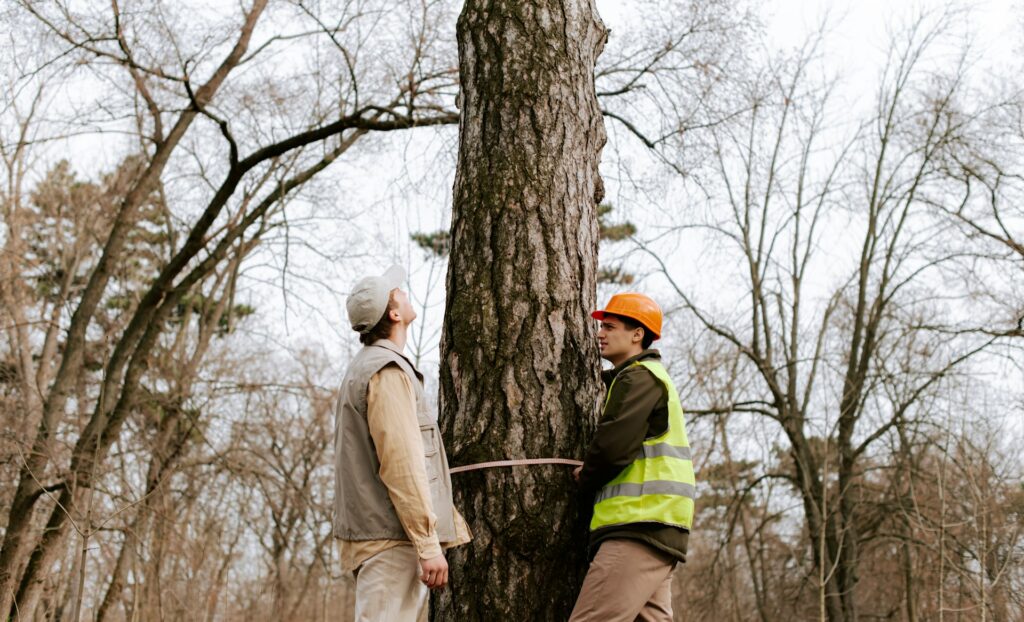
left=5, top=0, right=1020, bottom=412
left=244, top=0, right=1024, bottom=373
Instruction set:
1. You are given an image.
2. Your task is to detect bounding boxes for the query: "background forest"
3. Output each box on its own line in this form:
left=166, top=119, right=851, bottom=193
left=1, top=0, right=1021, bottom=620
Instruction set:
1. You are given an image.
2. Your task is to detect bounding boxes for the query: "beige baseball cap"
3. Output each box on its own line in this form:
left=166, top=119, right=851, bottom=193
left=346, top=264, right=406, bottom=333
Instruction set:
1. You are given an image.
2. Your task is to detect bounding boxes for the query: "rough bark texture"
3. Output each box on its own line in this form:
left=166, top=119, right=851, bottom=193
left=435, top=1, right=607, bottom=620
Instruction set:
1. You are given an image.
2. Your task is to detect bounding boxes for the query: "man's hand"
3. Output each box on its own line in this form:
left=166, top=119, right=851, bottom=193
left=419, top=554, right=448, bottom=589
left=573, top=465, right=582, bottom=483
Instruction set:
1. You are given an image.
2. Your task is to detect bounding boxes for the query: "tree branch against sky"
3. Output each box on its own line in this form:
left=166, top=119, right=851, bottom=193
left=621, top=7, right=1023, bottom=619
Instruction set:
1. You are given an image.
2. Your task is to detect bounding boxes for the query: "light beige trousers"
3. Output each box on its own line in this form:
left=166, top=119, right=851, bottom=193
left=568, top=538, right=676, bottom=622
left=354, top=545, right=428, bottom=622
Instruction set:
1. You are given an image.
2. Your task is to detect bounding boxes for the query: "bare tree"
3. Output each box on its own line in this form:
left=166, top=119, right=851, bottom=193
left=0, top=0, right=459, bottom=617
left=639, top=13, right=1005, bottom=621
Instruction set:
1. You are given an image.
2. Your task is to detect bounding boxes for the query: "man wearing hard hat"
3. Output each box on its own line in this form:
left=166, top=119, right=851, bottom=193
left=333, top=265, right=471, bottom=621
left=569, top=293, right=696, bottom=622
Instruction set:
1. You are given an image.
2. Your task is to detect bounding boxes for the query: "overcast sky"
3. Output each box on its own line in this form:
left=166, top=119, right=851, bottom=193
left=231, top=1, right=1023, bottom=378
left=18, top=0, right=1014, bottom=393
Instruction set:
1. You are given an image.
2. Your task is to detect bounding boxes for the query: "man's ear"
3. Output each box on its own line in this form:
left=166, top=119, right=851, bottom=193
left=633, top=327, right=644, bottom=344
left=388, top=306, right=402, bottom=322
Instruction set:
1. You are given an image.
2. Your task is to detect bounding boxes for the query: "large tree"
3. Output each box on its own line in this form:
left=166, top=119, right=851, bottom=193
left=436, top=1, right=608, bottom=619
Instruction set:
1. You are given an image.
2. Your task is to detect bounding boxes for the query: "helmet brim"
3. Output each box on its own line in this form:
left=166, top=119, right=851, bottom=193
left=591, top=309, right=661, bottom=340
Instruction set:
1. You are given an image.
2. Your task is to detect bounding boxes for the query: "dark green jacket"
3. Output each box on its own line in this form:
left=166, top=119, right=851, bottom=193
left=578, top=349, right=689, bottom=563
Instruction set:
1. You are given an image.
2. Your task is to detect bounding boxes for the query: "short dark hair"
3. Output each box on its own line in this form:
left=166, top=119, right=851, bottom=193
left=608, top=313, right=655, bottom=349
left=358, top=292, right=399, bottom=345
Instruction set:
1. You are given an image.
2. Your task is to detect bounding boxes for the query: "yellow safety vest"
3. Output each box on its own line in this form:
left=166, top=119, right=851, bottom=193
left=590, top=360, right=696, bottom=532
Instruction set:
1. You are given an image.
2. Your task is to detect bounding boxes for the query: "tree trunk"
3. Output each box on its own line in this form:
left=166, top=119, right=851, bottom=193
left=786, top=425, right=846, bottom=622
left=435, top=1, right=607, bottom=619
left=902, top=536, right=917, bottom=622
left=97, top=405, right=191, bottom=622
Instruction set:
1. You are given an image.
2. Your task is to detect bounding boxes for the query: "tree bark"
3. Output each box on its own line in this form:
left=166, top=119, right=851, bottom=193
left=436, top=1, right=607, bottom=619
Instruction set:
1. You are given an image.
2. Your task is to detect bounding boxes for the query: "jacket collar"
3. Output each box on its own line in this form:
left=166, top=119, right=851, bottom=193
left=602, top=349, right=661, bottom=386
left=368, top=338, right=424, bottom=381
left=370, top=338, right=405, bottom=356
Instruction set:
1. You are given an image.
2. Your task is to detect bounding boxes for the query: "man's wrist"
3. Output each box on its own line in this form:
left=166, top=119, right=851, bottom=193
left=415, top=536, right=443, bottom=560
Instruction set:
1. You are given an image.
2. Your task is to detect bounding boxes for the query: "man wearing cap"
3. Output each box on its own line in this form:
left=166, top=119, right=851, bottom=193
left=569, top=293, right=696, bottom=622
left=333, top=265, right=471, bottom=622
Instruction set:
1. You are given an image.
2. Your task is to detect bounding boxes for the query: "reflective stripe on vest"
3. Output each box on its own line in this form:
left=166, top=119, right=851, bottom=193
left=590, top=360, right=696, bottom=532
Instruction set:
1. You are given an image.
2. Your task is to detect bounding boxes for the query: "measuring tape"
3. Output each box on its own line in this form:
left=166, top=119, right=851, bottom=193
left=449, top=458, right=583, bottom=474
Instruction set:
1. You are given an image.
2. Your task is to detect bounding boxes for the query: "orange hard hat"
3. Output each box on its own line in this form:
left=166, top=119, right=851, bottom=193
left=592, top=293, right=663, bottom=340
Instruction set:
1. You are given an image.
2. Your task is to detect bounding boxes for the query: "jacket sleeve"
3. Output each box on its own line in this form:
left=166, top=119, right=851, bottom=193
left=578, top=367, right=665, bottom=496
left=366, top=365, right=443, bottom=561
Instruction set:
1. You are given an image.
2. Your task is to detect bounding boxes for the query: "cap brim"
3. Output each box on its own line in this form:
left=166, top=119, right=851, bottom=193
left=591, top=310, right=607, bottom=320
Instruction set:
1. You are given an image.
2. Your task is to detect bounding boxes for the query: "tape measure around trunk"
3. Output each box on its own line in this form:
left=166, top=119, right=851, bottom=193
left=449, top=458, right=584, bottom=474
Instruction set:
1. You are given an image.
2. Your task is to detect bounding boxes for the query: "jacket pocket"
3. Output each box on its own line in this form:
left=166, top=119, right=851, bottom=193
left=417, top=420, right=457, bottom=542
left=420, top=423, right=440, bottom=481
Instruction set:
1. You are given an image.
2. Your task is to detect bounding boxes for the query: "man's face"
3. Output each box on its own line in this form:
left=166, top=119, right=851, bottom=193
left=597, top=315, right=642, bottom=362
left=389, top=288, right=417, bottom=325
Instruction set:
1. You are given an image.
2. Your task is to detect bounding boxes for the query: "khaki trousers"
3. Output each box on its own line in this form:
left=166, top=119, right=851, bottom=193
left=569, top=538, right=675, bottom=622
left=354, top=545, right=428, bottom=622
